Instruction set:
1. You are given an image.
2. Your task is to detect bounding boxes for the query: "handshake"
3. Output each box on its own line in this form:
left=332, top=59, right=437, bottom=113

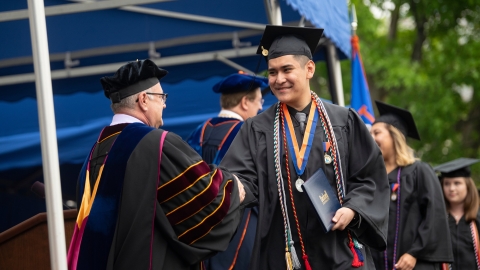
left=233, top=174, right=246, bottom=203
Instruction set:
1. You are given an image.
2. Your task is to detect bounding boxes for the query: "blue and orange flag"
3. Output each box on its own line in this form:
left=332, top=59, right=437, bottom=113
left=351, top=35, right=375, bottom=127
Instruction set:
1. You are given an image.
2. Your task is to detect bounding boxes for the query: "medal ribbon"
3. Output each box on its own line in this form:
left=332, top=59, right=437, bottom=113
left=323, top=142, right=331, bottom=153
left=390, top=183, right=399, bottom=193
left=283, top=102, right=318, bottom=177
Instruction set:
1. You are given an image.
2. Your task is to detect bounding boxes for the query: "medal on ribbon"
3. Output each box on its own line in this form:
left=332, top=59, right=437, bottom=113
left=283, top=102, right=318, bottom=192
left=390, top=183, right=399, bottom=201
left=323, top=142, right=332, bottom=164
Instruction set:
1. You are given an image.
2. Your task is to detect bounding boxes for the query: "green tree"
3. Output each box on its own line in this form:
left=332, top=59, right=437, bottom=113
left=342, top=0, right=480, bottom=180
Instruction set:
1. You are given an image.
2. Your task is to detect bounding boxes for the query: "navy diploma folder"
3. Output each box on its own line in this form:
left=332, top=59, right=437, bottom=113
left=302, top=167, right=341, bottom=232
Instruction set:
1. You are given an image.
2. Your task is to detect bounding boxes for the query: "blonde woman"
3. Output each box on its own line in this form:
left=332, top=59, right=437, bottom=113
left=436, top=158, right=480, bottom=269
left=370, top=101, right=453, bottom=270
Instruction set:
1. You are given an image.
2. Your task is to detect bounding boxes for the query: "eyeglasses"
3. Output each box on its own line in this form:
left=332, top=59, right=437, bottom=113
left=146, top=92, right=168, bottom=103
left=249, top=97, right=264, bottom=106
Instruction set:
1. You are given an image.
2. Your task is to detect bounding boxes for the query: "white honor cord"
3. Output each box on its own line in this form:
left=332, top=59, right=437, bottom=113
left=316, top=95, right=346, bottom=196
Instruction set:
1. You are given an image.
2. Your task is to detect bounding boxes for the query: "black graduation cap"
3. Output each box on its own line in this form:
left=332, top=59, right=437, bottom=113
left=256, top=25, right=324, bottom=60
left=433, top=158, right=480, bottom=178
left=101, top=59, right=168, bottom=103
left=373, top=100, right=421, bottom=140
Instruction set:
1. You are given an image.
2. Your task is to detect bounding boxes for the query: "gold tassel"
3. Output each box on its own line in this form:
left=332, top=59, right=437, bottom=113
left=285, top=249, right=293, bottom=270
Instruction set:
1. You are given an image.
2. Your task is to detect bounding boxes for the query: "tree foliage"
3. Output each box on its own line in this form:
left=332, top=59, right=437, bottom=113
left=339, top=0, right=480, bottom=180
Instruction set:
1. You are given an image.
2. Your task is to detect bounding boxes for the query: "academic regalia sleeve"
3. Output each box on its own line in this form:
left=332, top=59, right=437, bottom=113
left=342, top=109, right=389, bottom=251
left=218, top=118, right=259, bottom=208
left=405, top=162, right=453, bottom=262
left=156, top=131, right=244, bottom=264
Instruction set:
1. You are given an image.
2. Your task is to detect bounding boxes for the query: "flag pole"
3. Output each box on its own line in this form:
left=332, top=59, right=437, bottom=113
left=351, top=4, right=358, bottom=36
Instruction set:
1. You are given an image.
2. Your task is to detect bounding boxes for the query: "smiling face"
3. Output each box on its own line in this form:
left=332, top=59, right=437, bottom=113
left=370, top=122, right=395, bottom=161
left=443, top=177, right=468, bottom=205
left=267, top=55, right=315, bottom=110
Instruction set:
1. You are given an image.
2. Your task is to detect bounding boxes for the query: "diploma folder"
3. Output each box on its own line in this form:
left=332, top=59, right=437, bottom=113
left=302, top=168, right=341, bottom=232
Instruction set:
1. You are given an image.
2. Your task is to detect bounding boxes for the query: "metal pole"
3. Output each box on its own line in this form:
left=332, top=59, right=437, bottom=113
left=27, top=0, right=67, bottom=269
left=351, top=4, right=358, bottom=36
left=215, top=54, right=255, bottom=75
left=264, top=0, right=282, bottom=25
left=325, top=39, right=345, bottom=106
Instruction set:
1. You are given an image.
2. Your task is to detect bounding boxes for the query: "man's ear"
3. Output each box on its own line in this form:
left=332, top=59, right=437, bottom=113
left=138, top=92, right=149, bottom=111
left=306, top=60, right=315, bottom=79
left=239, top=95, right=250, bottom=111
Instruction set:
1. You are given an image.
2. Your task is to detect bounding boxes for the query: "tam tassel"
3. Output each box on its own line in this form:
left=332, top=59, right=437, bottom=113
left=302, top=254, right=312, bottom=270
left=349, top=241, right=364, bottom=267
left=290, top=242, right=301, bottom=269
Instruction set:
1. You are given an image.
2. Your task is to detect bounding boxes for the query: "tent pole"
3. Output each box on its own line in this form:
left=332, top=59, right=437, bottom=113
left=325, top=39, right=345, bottom=106
left=215, top=54, right=255, bottom=74
left=27, top=0, right=67, bottom=269
left=0, top=46, right=258, bottom=86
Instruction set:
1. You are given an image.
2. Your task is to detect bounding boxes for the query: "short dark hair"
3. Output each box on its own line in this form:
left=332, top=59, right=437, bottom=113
left=293, top=55, right=310, bottom=67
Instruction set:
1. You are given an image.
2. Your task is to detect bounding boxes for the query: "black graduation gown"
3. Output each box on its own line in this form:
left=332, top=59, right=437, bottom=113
left=220, top=101, right=390, bottom=269
left=69, top=123, right=243, bottom=270
left=448, top=212, right=480, bottom=269
left=372, top=162, right=454, bottom=270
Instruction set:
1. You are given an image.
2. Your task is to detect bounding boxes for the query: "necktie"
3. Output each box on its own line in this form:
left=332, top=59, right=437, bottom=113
left=295, top=112, right=307, bottom=135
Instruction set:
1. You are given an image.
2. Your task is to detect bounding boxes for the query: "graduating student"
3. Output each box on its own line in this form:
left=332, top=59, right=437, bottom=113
left=67, top=59, right=245, bottom=270
left=435, top=158, right=480, bottom=270
left=370, top=101, right=454, bottom=270
left=187, top=72, right=267, bottom=270
left=220, top=25, right=390, bottom=269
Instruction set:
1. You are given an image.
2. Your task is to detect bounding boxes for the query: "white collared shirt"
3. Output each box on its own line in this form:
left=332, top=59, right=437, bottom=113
left=110, top=114, right=144, bottom=126
left=217, top=109, right=244, bottom=121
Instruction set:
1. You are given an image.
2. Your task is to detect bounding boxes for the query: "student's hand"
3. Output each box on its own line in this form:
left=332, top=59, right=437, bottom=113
left=394, top=253, right=417, bottom=270
left=233, top=174, right=245, bottom=203
left=331, top=207, right=355, bottom=231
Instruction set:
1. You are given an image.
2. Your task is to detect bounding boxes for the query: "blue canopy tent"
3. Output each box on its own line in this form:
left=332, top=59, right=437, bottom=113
left=0, top=0, right=350, bottom=237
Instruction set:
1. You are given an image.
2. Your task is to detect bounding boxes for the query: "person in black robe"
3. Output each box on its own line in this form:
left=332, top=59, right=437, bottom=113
left=435, top=158, right=480, bottom=269
left=187, top=72, right=267, bottom=270
left=370, top=101, right=454, bottom=270
left=220, top=25, right=390, bottom=270
left=67, top=59, right=246, bottom=270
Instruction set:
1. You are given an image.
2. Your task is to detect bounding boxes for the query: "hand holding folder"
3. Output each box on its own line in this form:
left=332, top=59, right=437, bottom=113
left=301, top=167, right=342, bottom=232
left=331, top=207, right=357, bottom=231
